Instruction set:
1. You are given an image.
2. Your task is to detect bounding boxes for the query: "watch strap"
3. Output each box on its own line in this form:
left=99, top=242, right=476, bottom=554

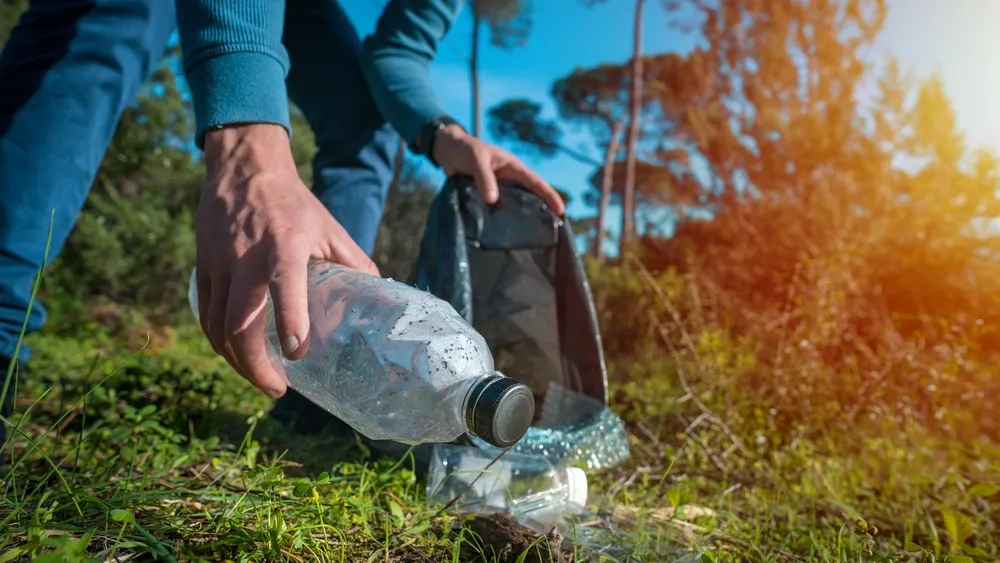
left=414, top=115, right=462, bottom=167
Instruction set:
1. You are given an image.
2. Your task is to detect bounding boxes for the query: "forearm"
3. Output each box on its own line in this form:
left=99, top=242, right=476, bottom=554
left=175, top=0, right=291, bottom=149
left=359, top=0, right=464, bottom=145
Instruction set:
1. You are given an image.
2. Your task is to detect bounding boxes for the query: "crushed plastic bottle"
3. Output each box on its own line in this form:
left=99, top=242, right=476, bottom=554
left=187, top=260, right=535, bottom=448
left=469, top=382, right=631, bottom=470
left=426, top=443, right=587, bottom=517
left=428, top=444, right=702, bottom=561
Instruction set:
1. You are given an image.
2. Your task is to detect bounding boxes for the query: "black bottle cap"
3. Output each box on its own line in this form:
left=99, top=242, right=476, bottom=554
left=465, top=374, right=535, bottom=448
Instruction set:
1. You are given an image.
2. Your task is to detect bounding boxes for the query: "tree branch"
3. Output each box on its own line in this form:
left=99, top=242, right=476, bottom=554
left=555, top=143, right=602, bottom=167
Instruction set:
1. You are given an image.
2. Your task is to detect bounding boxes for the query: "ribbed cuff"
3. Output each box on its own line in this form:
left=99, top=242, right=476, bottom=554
left=186, top=52, right=291, bottom=149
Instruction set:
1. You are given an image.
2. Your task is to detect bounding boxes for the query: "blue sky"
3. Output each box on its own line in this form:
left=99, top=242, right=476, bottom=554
left=338, top=0, right=1000, bottom=223
left=340, top=1, right=700, bottom=221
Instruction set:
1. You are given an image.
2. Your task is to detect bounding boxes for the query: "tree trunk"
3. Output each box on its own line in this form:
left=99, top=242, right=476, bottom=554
left=470, top=3, right=482, bottom=137
left=388, top=138, right=406, bottom=195
left=596, top=119, right=625, bottom=263
left=621, top=0, right=644, bottom=256
left=376, top=139, right=408, bottom=267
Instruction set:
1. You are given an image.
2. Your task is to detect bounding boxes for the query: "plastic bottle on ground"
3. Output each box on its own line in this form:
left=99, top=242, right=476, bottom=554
left=425, top=443, right=588, bottom=517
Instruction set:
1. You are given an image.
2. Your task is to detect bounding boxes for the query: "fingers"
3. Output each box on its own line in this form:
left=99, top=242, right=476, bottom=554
left=226, top=262, right=288, bottom=398
left=472, top=149, right=500, bottom=205
left=322, top=215, right=381, bottom=276
left=207, top=270, right=240, bottom=372
left=268, top=242, right=310, bottom=362
left=502, top=158, right=566, bottom=216
left=464, top=141, right=564, bottom=215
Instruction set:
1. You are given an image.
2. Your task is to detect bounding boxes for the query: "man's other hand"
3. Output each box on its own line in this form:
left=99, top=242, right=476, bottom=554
left=432, top=125, right=566, bottom=216
left=195, top=123, right=379, bottom=398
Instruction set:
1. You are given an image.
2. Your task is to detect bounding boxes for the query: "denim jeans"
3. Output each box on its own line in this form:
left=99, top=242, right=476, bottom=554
left=0, top=0, right=399, bottom=361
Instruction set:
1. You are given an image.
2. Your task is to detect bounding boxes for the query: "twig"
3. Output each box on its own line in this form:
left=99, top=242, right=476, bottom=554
left=433, top=445, right=513, bottom=518
left=634, top=421, right=666, bottom=460
left=630, top=437, right=660, bottom=462
left=686, top=426, right=728, bottom=476
left=600, top=473, right=631, bottom=513
left=55, top=407, right=82, bottom=435
left=722, top=443, right=738, bottom=459
left=620, top=467, right=647, bottom=491
left=684, top=412, right=709, bottom=435
left=601, top=465, right=655, bottom=510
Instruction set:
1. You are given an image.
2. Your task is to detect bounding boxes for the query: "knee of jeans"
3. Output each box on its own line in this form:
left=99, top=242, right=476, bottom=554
left=17, top=0, right=174, bottom=49
left=87, top=0, right=176, bottom=66
left=3, top=0, right=175, bottom=112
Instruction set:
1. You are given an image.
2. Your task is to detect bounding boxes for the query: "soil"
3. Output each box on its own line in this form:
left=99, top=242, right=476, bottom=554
left=461, top=512, right=571, bottom=563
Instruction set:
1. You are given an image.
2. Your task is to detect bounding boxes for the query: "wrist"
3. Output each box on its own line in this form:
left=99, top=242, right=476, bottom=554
left=431, top=124, right=467, bottom=169
left=412, top=115, right=464, bottom=167
left=204, top=123, right=293, bottom=181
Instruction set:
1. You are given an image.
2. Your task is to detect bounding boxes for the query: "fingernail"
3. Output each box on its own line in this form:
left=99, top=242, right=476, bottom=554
left=283, top=335, right=300, bottom=354
left=266, top=389, right=280, bottom=399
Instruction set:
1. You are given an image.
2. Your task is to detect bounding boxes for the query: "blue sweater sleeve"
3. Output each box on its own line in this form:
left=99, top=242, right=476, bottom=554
left=360, top=0, right=465, bottom=145
left=175, top=0, right=291, bottom=149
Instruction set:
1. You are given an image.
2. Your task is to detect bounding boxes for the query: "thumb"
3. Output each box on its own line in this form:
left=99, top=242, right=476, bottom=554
left=321, top=215, right=381, bottom=277
left=473, top=150, right=500, bottom=205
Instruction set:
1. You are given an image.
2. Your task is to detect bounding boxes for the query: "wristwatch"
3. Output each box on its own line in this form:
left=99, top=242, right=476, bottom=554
left=412, top=114, right=462, bottom=168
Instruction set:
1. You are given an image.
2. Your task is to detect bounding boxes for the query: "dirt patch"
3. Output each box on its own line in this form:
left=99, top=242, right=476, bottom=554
left=462, top=512, right=570, bottom=563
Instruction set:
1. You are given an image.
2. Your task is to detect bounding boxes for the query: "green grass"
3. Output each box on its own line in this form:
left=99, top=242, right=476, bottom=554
left=1, top=259, right=998, bottom=561
left=2, top=316, right=996, bottom=561
left=0, top=320, right=692, bottom=562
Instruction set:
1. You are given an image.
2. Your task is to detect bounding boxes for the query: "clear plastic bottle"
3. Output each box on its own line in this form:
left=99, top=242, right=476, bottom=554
left=187, top=260, right=535, bottom=448
left=426, top=443, right=588, bottom=517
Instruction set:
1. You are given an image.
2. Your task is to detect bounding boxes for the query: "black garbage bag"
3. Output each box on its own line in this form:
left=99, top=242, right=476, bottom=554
left=409, top=175, right=609, bottom=423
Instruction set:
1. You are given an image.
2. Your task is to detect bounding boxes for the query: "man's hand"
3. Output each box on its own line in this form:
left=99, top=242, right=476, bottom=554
left=196, top=123, right=378, bottom=398
left=432, top=125, right=566, bottom=216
